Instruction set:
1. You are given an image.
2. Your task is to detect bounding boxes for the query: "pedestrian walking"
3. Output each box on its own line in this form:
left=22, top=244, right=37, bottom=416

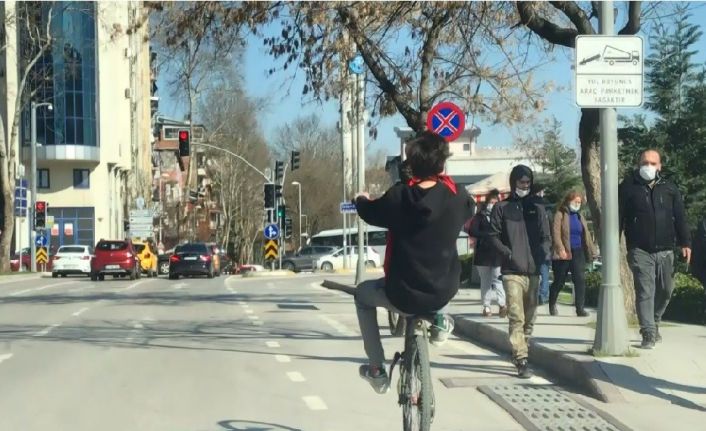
left=488, top=165, right=552, bottom=378
left=531, top=183, right=552, bottom=305
left=466, top=189, right=506, bottom=317
left=548, top=191, right=596, bottom=317
left=619, top=149, right=691, bottom=349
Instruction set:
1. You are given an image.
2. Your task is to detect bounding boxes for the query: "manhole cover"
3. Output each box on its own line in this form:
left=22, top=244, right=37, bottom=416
left=478, top=384, right=632, bottom=431
left=277, top=304, right=319, bottom=310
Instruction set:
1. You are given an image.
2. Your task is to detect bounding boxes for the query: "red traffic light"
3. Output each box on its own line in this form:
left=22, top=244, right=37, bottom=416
left=35, top=201, right=46, bottom=212
left=179, top=130, right=189, bottom=141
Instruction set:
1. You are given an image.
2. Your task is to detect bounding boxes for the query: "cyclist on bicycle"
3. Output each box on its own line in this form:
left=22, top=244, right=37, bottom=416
left=353, top=131, right=475, bottom=393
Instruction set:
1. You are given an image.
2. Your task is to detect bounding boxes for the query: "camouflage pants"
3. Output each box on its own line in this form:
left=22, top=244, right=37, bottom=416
left=503, top=274, right=539, bottom=361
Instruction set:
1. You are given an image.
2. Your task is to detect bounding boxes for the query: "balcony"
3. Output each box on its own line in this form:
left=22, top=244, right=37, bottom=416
left=22, top=144, right=100, bottom=163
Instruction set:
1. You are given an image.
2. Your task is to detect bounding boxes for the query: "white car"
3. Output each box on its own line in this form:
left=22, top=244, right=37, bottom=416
left=316, top=246, right=381, bottom=271
left=51, top=245, right=93, bottom=278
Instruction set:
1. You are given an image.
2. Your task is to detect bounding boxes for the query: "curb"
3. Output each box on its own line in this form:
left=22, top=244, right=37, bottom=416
left=320, top=278, right=623, bottom=403
left=452, top=317, right=625, bottom=403
left=0, top=273, right=44, bottom=285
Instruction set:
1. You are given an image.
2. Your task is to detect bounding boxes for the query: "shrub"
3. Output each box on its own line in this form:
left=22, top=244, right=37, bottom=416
left=663, top=273, right=705, bottom=324
left=585, top=270, right=602, bottom=308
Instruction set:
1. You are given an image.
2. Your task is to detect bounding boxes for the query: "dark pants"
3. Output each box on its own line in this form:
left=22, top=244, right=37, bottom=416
left=549, top=248, right=587, bottom=312
left=628, top=248, right=675, bottom=335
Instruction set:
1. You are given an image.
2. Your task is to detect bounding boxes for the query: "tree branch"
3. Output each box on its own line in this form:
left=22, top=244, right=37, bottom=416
left=418, top=10, right=449, bottom=114
left=619, top=1, right=642, bottom=35
left=549, top=1, right=595, bottom=35
left=516, top=1, right=579, bottom=48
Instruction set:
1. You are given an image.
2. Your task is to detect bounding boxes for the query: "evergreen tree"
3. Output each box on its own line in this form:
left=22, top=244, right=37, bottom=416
left=531, top=118, right=583, bottom=206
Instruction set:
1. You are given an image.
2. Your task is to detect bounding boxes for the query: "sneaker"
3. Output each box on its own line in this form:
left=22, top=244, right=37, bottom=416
left=430, top=314, right=454, bottom=346
left=576, top=309, right=589, bottom=317
left=655, top=326, right=662, bottom=343
left=359, top=364, right=390, bottom=394
left=640, top=331, right=656, bottom=349
left=498, top=306, right=508, bottom=318
left=515, top=359, right=533, bottom=379
left=549, top=304, right=558, bottom=316
left=482, top=306, right=492, bottom=317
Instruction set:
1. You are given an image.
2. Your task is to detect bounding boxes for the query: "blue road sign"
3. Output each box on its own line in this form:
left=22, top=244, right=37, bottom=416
left=426, top=101, right=466, bottom=142
left=348, top=54, right=365, bottom=75
left=340, top=202, right=357, bottom=214
left=35, top=235, right=47, bottom=247
left=264, top=223, right=280, bottom=240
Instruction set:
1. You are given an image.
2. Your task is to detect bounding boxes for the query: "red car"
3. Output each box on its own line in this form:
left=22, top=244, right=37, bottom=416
left=10, top=248, right=53, bottom=272
left=91, top=239, right=141, bottom=281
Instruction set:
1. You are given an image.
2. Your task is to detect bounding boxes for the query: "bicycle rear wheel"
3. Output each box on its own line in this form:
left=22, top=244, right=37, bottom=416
left=388, top=311, right=406, bottom=337
left=401, top=334, right=433, bottom=431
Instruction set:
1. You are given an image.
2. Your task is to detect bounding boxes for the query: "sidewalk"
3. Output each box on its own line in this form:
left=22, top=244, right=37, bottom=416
left=322, top=277, right=706, bottom=430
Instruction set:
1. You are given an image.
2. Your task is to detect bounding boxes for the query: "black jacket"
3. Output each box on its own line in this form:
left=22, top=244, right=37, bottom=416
left=355, top=182, right=475, bottom=314
left=467, top=210, right=504, bottom=267
left=488, top=194, right=552, bottom=276
left=619, top=171, right=691, bottom=252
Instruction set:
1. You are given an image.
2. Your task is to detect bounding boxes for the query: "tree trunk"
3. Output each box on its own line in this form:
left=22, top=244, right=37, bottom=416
left=0, top=116, right=13, bottom=272
left=579, top=108, right=636, bottom=319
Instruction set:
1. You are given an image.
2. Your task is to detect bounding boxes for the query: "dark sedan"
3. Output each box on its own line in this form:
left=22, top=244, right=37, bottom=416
left=168, top=243, right=215, bottom=279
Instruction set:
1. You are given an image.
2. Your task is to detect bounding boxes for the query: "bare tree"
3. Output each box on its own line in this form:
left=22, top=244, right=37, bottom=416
left=0, top=3, right=54, bottom=272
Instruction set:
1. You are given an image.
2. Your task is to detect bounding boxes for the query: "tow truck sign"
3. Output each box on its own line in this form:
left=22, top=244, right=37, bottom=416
left=575, top=35, right=643, bottom=108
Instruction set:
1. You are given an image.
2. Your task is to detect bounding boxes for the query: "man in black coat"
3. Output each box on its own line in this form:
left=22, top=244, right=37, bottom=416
left=619, top=149, right=691, bottom=349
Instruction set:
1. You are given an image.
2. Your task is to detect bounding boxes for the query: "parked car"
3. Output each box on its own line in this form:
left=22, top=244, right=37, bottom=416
left=133, top=240, right=158, bottom=277
left=10, top=247, right=54, bottom=272
left=280, top=246, right=338, bottom=272
left=169, top=242, right=215, bottom=279
left=91, top=239, right=141, bottom=281
left=157, top=248, right=174, bottom=275
left=51, top=245, right=93, bottom=278
left=316, top=246, right=381, bottom=271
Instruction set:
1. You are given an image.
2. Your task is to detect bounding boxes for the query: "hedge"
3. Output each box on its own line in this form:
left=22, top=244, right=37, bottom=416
left=584, top=270, right=705, bottom=324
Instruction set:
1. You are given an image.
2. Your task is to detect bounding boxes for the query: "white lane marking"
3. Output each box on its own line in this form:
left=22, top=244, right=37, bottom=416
left=226, top=287, right=238, bottom=294
left=253, top=321, right=263, bottom=326
left=248, top=315, right=260, bottom=320
left=237, top=301, right=247, bottom=305
left=245, top=309, right=254, bottom=314
left=9, top=281, right=73, bottom=296
left=302, top=396, right=328, bottom=411
left=124, top=280, right=144, bottom=290
left=319, top=315, right=357, bottom=336
left=0, top=353, right=13, bottom=364
left=173, top=283, right=187, bottom=290
left=266, top=341, right=280, bottom=348
left=133, top=322, right=144, bottom=329
left=72, top=307, right=90, bottom=317
left=33, top=324, right=60, bottom=337
left=309, top=282, right=321, bottom=289
left=287, top=371, right=306, bottom=382
left=275, top=354, right=291, bottom=363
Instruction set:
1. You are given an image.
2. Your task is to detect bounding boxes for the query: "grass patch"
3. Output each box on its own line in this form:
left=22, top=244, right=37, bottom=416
left=557, top=291, right=573, bottom=304
left=588, top=347, right=640, bottom=358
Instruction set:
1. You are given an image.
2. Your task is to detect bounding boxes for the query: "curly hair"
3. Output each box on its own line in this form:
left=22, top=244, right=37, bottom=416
left=405, top=131, right=450, bottom=179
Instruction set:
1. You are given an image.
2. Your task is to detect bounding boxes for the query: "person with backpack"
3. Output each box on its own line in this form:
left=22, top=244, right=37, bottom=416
left=467, top=189, right=507, bottom=317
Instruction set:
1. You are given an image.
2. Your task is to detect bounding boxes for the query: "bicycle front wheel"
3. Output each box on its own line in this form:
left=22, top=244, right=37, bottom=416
left=401, top=335, right=433, bottom=431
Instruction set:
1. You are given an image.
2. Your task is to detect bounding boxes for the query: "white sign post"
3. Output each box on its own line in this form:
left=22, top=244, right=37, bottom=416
left=575, top=35, right=644, bottom=108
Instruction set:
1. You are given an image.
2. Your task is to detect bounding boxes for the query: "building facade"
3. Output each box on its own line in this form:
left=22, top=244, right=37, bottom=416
left=1, top=1, right=152, bottom=252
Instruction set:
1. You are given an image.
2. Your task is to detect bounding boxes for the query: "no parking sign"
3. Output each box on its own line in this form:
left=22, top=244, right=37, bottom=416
left=426, top=102, right=465, bottom=142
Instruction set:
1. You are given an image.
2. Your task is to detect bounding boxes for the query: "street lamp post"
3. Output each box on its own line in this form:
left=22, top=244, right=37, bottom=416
left=30, top=101, right=53, bottom=272
left=291, top=181, right=302, bottom=250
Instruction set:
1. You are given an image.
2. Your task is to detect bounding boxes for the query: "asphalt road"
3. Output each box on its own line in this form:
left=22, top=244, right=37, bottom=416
left=0, top=273, right=543, bottom=431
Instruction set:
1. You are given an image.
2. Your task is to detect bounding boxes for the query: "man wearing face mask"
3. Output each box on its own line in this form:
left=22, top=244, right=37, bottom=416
left=619, top=149, right=691, bottom=349
left=488, top=165, right=552, bottom=378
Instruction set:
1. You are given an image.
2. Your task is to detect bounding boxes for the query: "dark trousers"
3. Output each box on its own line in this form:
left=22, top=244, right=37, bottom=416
left=549, top=247, right=587, bottom=312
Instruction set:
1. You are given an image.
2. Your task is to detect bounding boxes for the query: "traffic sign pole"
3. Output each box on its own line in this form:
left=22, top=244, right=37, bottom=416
left=592, top=0, right=629, bottom=356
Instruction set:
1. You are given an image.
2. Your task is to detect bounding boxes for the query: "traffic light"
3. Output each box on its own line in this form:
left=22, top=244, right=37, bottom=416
left=123, top=220, right=130, bottom=232
left=277, top=205, right=286, bottom=221
left=275, top=160, right=284, bottom=183
left=274, top=184, right=282, bottom=199
left=291, top=151, right=301, bottom=171
left=34, top=201, right=47, bottom=229
left=284, top=217, right=293, bottom=238
left=178, top=130, right=190, bottom=157
left=264, top=183, right=275, bottom=209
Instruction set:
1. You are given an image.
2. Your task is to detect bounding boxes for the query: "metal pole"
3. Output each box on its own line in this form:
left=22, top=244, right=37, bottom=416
left=30, top=102, right=37, bottom=273
left=297, top=183, right=302, bottom=251
left=593, top=0, right=629, bottom=355
left=355, top=71, right=366, bottom=284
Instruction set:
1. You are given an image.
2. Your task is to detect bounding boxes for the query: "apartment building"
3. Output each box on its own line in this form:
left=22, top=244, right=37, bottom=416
left=1, top=1, right=152, bottom=252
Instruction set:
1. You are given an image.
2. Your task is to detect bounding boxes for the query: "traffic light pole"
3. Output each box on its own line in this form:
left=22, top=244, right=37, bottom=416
left=30, top=102, right=38, bottom=273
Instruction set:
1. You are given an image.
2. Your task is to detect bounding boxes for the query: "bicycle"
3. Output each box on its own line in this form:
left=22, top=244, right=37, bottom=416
left=388, top=310, right=406, bottom=337
left=388, top=314, right=435, bottom=431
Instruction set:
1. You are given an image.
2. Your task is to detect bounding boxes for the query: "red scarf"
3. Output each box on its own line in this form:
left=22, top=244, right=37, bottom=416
left=407, top=174, right=457, bottom=194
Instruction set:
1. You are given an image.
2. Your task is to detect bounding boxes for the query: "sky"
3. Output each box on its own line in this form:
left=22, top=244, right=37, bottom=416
left=157, top=3, right=706, bottom=160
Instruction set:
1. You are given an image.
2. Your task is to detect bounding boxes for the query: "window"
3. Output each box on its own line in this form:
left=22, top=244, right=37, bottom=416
left=73, top=169, right=90, bottom=188
left=37, top=169, right=50, bottom=189
left=463, top=143, right=470, bottom=152
left=96, top=241, right=127, bottom=251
